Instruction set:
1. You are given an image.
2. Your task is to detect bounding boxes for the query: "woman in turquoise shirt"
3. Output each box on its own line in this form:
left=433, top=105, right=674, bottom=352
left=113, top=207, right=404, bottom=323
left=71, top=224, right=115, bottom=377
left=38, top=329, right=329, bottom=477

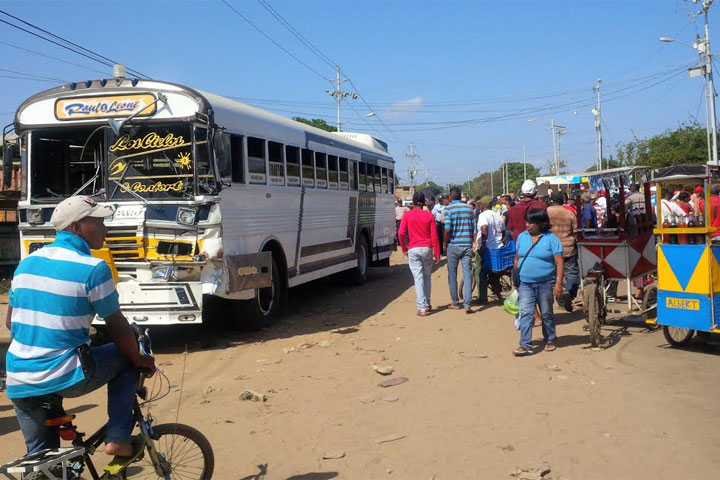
left=513, top=208, right=564, bottom=356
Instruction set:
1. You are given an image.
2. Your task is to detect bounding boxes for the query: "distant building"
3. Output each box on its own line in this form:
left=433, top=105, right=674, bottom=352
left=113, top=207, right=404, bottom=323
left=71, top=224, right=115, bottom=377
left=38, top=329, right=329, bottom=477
left=394, top=184, right=415, bottom=206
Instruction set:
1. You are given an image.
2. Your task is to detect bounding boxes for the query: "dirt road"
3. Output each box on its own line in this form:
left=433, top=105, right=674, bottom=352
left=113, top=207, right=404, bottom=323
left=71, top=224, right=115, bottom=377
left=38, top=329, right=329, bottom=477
left=2, top=251, right=720, bottom=479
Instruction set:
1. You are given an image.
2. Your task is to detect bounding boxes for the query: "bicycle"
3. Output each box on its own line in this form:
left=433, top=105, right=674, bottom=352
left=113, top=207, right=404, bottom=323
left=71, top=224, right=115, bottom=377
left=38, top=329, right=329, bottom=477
left=1, top=325, right=214, bottom=480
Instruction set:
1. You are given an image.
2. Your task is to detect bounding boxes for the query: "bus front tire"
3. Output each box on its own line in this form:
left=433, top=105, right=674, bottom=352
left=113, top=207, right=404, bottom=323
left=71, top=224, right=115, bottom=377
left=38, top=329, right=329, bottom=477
left=237, top=261, right=282, bottom=330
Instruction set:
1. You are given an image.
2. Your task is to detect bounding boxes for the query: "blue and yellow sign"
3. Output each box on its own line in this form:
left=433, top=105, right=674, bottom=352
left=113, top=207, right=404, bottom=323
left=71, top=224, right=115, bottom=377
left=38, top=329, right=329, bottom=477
left=55, top=94, right=157, bottom=120
left=656, top=244, right=720, bottom=331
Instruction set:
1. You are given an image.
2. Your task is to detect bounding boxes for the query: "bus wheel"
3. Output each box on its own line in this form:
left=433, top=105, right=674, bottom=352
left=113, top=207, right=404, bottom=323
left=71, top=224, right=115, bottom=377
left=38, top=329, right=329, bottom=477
left=239, top=261, right=282, bottom=330
left=345, top=236, right=369, bottom=285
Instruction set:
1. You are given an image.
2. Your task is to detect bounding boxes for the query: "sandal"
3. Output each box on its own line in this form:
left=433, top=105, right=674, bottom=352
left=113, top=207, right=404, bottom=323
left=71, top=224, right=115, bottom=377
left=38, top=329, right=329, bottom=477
left=513, top=346, right=533, bottom=357
left=417, top=309, right=428, bottom=317
left=544, top=342, right=556, bottom=352
left=448, top=303, right=463, bottom=310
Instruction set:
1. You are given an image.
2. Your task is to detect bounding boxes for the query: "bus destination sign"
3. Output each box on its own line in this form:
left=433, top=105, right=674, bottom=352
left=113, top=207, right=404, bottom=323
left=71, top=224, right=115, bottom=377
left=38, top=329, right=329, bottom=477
left=55, top=93, right=157, bottom=121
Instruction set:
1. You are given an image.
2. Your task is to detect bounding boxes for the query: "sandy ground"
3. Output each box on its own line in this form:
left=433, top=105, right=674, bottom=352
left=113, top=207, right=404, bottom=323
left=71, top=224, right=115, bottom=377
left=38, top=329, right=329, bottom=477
left=1, top=250, right=720, bottom=480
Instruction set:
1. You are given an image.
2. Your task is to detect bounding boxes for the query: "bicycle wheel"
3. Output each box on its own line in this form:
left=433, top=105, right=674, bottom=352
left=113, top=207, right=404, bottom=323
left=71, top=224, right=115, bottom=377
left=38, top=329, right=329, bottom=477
left=662, top=326, right=695, bottom=347
left=585, top=283, right=602, bottom=348
left=128, top=423, right=214, bottom=479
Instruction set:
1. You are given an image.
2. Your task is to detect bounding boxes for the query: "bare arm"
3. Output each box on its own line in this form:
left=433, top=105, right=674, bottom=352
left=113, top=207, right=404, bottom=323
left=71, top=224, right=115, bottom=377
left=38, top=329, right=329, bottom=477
left=553, top=254, right=564, bottom=299
left=104, top=310, right=156, bottom=375
left=5, top=306, right=11, bottom=331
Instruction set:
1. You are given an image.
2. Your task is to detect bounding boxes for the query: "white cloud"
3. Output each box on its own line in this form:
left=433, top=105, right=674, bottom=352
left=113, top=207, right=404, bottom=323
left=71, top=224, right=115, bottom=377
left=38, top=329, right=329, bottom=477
left=384, top=96, right=424, bottom=119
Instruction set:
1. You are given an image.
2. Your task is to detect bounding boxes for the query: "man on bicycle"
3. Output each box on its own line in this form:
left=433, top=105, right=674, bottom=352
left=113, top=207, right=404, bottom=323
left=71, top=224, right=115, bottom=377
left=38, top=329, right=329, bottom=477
left=5, top=196, right=155, bottom=458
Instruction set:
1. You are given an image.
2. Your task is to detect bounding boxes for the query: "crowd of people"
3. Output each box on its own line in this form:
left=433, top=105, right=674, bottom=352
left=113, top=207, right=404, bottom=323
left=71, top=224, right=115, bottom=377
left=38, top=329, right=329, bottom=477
left=397, top=177, right=720, bottom=356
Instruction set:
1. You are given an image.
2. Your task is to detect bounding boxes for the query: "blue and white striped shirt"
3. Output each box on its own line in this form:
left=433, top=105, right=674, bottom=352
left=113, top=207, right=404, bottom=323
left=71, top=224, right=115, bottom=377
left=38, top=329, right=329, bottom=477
left=444, top=200, right=476, bottom=247
left=6, top=231, right=119, bottom=399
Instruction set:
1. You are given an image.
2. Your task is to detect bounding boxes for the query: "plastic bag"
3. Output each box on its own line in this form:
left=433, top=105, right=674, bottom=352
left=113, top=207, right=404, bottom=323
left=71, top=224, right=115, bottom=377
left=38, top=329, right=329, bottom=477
left=504, top=288, right=519, bottom=316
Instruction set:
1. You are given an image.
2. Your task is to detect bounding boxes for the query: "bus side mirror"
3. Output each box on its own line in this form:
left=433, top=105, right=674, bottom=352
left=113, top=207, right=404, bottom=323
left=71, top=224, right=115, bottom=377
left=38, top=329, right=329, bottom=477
left=2, top=141, right=13, bottom=190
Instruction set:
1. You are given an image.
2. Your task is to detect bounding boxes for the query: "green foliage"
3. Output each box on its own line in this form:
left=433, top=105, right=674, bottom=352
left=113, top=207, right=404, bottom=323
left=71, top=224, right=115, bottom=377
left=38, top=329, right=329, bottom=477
left=463, top=162, right=541, bottom=198
left=585, top=158, right=624, bottom=172
left=614, top=123, right=708, bottom=168
left=415, top=181, right=442, bottom=193
left=292, top=117, right=335, bottom=133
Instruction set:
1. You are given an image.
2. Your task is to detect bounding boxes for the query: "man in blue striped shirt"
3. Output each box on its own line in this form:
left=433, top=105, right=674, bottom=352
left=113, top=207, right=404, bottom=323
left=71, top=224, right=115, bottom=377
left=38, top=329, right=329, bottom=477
left=444, top=187, right=477, bottom=312
left=6, top=196, right=155, bottom=458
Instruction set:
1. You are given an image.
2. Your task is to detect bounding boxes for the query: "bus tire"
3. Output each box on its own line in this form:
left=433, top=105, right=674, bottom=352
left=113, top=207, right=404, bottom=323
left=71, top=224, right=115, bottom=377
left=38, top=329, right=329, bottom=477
left=345, top=236, right=369, bottom=285
left=238, top=261, right=282, bottom=330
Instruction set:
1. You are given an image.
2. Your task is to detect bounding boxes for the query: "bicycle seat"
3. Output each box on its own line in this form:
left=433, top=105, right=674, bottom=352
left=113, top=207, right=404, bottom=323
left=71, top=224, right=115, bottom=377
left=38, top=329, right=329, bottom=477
left=44, top=414, right=76, bottom=427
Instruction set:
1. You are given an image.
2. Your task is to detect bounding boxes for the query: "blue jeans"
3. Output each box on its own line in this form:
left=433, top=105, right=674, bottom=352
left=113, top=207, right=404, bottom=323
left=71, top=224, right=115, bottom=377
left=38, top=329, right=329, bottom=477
left=447, top=245, right=473, bottom=308
left=518, top=280, right=556, bottom=348
left=563, top=253, right=580, bottom=299
left=408, top=247, right=433, bottom=310
left=12, top=343, right=140, bottom=454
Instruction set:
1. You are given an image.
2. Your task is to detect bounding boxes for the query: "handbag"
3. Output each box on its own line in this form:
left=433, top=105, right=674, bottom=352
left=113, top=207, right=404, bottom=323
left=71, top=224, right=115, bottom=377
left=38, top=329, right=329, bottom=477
left=511, top=234, right=543, bottom=287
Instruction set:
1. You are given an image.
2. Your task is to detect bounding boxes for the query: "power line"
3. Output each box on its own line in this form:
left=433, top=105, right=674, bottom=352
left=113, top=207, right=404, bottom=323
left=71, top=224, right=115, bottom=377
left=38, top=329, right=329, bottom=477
left=0, top=9, right=148, bottom=78
left=0, top=74, right=63, bottom=83
left=256, top=0, right=336, bottom=69
left=220, top=0, right=328, bottom=81
left=0, top=68, right=67, bottom=82
left=0, top=40, right=107, bottom=75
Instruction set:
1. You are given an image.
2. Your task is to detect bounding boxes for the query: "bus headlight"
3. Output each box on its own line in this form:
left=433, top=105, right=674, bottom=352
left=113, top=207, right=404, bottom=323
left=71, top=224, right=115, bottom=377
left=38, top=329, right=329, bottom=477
left=28, top=208, right=44, bottom=225
left=177, top=207, right=197, bottom=226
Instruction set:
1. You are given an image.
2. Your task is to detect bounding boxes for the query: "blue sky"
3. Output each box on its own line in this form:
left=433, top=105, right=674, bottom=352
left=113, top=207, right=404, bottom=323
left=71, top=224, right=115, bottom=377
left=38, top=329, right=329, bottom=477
left=0, top=0, right=715, bottom=185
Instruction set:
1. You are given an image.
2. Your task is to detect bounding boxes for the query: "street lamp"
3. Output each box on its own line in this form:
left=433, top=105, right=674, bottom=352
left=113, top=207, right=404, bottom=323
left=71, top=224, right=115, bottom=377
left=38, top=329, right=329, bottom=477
left=659, top=2, right=718, bottom=166
left=340, top=112, right=375, bottom=129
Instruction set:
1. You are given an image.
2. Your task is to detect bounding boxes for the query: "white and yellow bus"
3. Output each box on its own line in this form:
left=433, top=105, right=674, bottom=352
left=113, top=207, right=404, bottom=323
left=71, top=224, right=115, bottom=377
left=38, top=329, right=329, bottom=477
left=4, top=72, right=396, bottom=328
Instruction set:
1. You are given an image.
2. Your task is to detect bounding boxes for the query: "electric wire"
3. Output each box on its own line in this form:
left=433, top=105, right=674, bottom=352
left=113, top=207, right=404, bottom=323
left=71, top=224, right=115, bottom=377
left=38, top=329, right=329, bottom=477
left=220, top=0, right=329, bottom=81
left=0, top=40, right=108, bottom=75
left=0, top=68, right=67, bottom=82
left=0, top=9, right=149, bottom=78
left=0, top=74, right=64, bottom=83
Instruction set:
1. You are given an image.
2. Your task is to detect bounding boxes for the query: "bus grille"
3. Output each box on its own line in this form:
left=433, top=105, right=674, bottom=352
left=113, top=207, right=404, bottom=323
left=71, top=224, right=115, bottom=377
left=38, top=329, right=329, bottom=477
left=104, top=226, right=144, bottom=260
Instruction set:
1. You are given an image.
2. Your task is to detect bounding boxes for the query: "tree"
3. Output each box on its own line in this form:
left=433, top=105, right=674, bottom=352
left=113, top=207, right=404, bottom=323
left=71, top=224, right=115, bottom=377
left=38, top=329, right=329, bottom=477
left=585, top=157, right=624, bottom=172
left=613, top=122, right=707, bottom=168
left=462, top=162, right=541, bottom=199
left=292, top=117, right=335, bottom=133
left=415, top=180, right=442, bottom=192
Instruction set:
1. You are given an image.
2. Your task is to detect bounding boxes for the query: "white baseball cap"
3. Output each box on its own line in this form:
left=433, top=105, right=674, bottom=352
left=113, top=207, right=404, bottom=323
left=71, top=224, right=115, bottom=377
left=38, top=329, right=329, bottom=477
left=50, top=196, right=115, bottom=231
left=521, top=179, right=537, bottom=196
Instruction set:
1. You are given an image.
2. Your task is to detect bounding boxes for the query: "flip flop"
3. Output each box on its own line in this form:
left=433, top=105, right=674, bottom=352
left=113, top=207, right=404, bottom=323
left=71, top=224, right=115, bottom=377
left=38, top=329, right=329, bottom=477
left=544, top=342, right=557, bottom=352
left=104, top=435, right=146, bottom=475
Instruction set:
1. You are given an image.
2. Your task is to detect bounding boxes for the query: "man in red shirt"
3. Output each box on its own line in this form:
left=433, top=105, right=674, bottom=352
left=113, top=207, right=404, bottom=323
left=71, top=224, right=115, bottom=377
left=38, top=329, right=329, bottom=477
left=710, top=184, right=720, bottom=239
left=507, top=180, right=547, bottom=241
left=399, top=192, right=441, bottom=316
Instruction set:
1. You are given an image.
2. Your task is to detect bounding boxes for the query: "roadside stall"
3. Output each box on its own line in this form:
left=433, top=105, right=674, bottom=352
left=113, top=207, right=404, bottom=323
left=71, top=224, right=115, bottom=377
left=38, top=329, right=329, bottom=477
left=572, top=166, right=656, bottom=347
left=647, top=164, right=720, bottom=346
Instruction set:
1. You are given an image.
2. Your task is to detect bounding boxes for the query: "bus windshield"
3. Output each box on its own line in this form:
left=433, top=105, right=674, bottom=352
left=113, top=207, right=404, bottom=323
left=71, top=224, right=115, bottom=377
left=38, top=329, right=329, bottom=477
left=107, top=123, right=216, bottom=200
left=29, top=126, right=105, bottom=202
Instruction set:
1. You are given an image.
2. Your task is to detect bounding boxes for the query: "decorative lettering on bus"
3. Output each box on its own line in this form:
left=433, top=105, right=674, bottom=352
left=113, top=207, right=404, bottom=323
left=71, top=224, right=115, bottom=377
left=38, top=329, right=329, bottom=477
left=302, top=178, right=314, bottom=187
left=110, top=133, right=186, bottom=152
left=270, top=176, right=285, bottom=186
left=339, top=182, right=349, bottom=190
left=249, top=173, right=266, bottom=184
left=287, top=177, right=300, bottom=186
left=122, top=181, right=184, bottom=193
left=316, top=179, right=327, bottom=188
left=329, top=182, right=338, bottom=189
left=665, top=297, right=700, bottom=311
left=55, top=94, right=156, bottom=120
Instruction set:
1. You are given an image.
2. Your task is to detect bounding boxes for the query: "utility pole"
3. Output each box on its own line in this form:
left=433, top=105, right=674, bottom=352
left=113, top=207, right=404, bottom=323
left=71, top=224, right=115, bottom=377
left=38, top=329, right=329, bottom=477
left=327, top=66, right=357, bottom=132
left=701, top=0, right=719, bottom=166
left=405, top=143, right=419, bottom=187
left=592, top=79, right=603, bottom=171
left=550, top=119, right=566, bottom=175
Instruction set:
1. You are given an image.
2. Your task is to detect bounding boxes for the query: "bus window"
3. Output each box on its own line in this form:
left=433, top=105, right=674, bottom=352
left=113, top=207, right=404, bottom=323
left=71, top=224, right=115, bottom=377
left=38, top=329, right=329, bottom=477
left=315, top=152, right=327, bottom=188
left=388, top=168, right=394, bottom=192
left=247, top=137, right=266, bottom=184
left=328, top=155, right=339, bottom=189
left=339, top=157, right=349, bottom=190
left=268, top=141, right=285, bottom=186
left=230, top=134, right=245, bottom=183
left=286, top=146, right=300, bottom=186
left=358, top=162, right=367, bottom=192
left=349, top=160, right=357, bottom=190
left=301, top=149, right=314, bottom=187
left=373, top=165, right=382, bottom=192
left=381, top=167, right=388, bottom=193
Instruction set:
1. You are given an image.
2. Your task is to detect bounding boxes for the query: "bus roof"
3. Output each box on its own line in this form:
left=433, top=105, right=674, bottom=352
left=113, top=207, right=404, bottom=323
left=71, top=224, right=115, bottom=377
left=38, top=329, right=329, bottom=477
left=13, top=78, right=393, bottom=162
